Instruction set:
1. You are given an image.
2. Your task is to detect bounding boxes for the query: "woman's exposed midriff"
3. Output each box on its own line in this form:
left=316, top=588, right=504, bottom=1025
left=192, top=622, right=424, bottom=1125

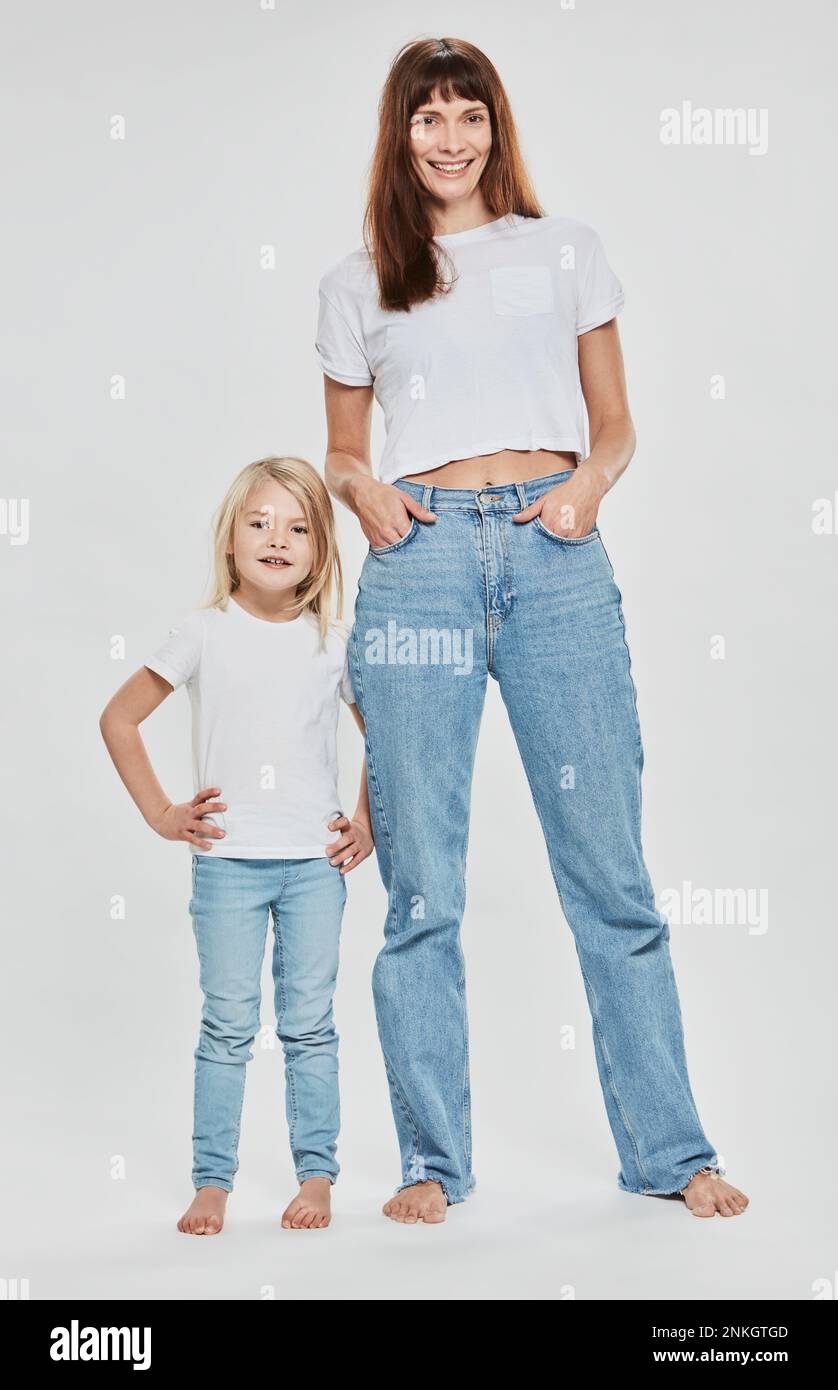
left=401, top=447, right=578, bottom=489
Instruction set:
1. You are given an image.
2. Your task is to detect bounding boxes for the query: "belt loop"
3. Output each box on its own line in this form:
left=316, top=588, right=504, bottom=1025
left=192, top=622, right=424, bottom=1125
left=421, top=484, right=433, bottom=511
left=514, top=481, right=528, bottom=510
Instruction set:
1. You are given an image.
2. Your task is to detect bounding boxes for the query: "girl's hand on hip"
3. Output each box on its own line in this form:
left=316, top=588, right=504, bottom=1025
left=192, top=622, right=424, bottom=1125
left=326, top=814, right=374, bottom=874
left=151, top=787, right=227, bottom=850
left=352, top=476, right=436, bottom=550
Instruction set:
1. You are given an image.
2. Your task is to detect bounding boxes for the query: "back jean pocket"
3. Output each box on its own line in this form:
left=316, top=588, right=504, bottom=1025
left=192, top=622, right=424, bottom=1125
left=490, top=265, right=554, bottom=316
left=369, top=516, right=419, bottom=555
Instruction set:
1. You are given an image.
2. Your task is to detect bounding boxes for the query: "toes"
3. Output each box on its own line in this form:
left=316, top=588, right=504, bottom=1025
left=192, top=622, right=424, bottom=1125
left=691, top=1201, right=717, bottom=1217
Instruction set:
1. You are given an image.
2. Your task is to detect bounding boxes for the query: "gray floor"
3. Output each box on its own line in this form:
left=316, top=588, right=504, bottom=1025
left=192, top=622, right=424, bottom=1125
left=4, top=1124, right=829, bottom=1301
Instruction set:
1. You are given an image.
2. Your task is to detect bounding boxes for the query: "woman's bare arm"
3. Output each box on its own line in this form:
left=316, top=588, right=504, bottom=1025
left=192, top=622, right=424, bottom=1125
left=99, top=667, right=226, bottom=849
left=512, top=318, right=636, bottom=537
left=322, top=375, right=435, bottom=546
left=322, top=376, right=375, bottom=510
left=576, top=318, right=637, bottom=498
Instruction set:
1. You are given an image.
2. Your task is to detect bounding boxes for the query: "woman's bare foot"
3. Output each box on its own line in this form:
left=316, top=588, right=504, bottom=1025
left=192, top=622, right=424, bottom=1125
left=681, top=1169, right=749, bottom=1218
left=281, top=1176, right=332, bottom=1229
left=383, top=1179, right=447, bottom=1224
left=177, top=1185, right=228, bottom=1235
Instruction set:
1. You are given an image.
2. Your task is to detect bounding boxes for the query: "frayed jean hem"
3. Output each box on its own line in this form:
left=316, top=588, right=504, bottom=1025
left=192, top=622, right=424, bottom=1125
left=618, top=1162, right=727, bottom=1197
left=297, top=1170, right=337, bottom=1185
left=393, top=1172, right=475, bottom=1207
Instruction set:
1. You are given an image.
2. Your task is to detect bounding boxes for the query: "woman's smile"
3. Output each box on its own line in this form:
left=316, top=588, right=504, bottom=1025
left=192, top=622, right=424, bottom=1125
left=427, top=158, right=474, bottom=178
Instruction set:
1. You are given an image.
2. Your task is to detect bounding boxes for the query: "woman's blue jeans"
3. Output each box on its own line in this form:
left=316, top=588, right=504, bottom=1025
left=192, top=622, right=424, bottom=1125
left=348, top=468, right=721, bottom=1206
left=188, top=853, right=346, bottom=1192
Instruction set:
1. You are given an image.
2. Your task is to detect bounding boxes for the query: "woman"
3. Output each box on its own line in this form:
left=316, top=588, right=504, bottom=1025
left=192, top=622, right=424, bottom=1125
left=316, top=37, right=749, bottom=1224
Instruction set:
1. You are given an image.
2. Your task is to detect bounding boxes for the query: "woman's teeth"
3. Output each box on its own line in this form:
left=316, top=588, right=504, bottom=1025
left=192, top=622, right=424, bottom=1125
left=430, top=160, right=472, bottom=176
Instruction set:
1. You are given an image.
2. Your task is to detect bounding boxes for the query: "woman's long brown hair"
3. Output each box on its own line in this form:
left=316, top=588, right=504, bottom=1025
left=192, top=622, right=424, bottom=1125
left=364, top=37, right=547, bottom=313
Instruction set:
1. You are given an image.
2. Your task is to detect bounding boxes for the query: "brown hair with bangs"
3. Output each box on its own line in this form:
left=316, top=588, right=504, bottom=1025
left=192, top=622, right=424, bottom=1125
left=364, top=37, right=547, bottom=313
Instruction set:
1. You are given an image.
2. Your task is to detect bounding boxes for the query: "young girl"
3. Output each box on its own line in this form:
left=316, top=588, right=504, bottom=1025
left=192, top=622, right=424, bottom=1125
left=99, top=456, right=373, bottom=1235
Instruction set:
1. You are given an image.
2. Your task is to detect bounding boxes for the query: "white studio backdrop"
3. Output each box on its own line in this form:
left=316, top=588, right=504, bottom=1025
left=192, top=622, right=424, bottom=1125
left=2, top=0, right=836, bottom=1300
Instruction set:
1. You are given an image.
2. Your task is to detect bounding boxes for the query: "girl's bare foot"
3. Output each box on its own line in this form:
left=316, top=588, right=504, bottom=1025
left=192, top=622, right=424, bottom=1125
left=281, top=1176, right=332, bottom=1229
left=177, top=1185, right=228, bottom=1235
left=681, top=1169, right=750, bottom=1218
left=383, top=1179, right=447, bottom=1223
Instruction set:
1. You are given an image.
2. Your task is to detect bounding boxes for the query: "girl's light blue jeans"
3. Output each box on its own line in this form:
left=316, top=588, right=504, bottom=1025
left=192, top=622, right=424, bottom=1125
left=348, top=468, right=722, bottom=1206
left=188, top=853, right=347, bottom=1192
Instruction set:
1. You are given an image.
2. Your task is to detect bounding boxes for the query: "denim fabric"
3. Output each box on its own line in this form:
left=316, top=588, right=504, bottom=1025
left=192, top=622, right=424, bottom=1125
left=348, top=468, right=720, bottom=1204
left=188, top=853, right=346, bottom=1191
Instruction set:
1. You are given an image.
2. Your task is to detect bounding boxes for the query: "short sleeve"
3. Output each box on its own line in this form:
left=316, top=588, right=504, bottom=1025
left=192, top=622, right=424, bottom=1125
left=145, top=611, right=205, bottom=690
left=339, top=643, right=356, bottom=706
left=315, top=282, right=374, bottom=387
left=576, top=228, right=625, bottom=335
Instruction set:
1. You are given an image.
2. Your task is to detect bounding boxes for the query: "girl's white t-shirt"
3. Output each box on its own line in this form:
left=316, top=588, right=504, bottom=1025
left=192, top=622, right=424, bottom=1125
left=145, top=598, right=356, bottom=858
left=314, top=212, right=625, bottom=484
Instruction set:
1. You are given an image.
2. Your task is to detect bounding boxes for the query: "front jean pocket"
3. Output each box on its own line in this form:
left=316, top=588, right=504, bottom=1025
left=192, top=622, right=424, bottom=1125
left=369, top=516, right=419, bottom=555
left=490, top=264, right=554, bottom=316
left=533, top=515, right=600, bottom=544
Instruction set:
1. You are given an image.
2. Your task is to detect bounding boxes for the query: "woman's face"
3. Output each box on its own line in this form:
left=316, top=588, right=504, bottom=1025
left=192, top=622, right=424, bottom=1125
left=409, top=88, right=492, bottom=206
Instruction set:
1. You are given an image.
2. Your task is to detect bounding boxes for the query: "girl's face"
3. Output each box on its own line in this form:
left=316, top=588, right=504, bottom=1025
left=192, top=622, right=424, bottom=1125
left=409, top=88, right=492, bottom=206
left=228, top=480, right=314, bottom=597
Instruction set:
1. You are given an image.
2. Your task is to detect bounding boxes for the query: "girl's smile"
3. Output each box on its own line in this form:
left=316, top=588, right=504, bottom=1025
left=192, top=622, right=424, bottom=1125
left=258, top=553, right=293, bottom=568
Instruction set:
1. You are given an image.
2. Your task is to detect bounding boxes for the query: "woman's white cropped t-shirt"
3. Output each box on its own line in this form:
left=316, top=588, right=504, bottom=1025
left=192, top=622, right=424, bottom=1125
left=314, top=213, right=625, bottom=483
left=145, top=599, right=356, bottom=858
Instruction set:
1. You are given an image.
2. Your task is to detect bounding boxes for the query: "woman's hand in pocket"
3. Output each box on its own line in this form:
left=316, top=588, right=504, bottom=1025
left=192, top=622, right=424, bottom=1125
left=351, top=475, right=435, bottom=550
left=151, top=787, right=227, bottom=850
left=512, top=467, right=605, bottom=538
left=326, top=814, right=374, bottom=874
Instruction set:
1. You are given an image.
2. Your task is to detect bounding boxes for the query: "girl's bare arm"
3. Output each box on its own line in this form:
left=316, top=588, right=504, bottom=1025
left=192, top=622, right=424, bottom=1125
left=99, top=667, right=225, bottom=850
left=347, top=700, right=371, bottom=829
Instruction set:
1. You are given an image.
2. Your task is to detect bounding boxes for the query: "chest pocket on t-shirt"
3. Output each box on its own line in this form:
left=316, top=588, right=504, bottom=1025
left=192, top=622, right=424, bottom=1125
left=490, top=265, right=554, bottom=316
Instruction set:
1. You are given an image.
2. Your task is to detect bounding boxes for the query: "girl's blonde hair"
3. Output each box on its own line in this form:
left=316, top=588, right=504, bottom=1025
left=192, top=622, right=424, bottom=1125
left=203, top=456, right=346, bottom=646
